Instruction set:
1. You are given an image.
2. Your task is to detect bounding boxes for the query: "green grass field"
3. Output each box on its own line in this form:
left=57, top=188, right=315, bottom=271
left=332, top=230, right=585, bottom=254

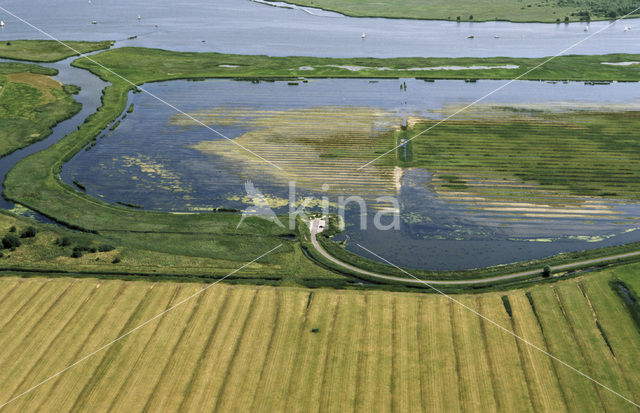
left=0, top=40, right=113, bottom=62
left=0, top=263, right=638, bottom=411
left=271, top=0, right=640, bottom=22
left=0, top=63, right=81, bottom=157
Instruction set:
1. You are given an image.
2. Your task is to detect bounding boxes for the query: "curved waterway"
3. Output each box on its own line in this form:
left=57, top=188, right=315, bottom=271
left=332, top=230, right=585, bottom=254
left=59, top=78, right=640, bottom=270
left=0, top=54, right=109, bottom=219
left=0, top=0, right=639, bottom=57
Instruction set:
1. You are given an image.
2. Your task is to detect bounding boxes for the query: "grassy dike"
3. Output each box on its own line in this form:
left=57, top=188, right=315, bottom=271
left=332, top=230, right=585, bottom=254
left=0, top=40, right=113, bottom=62
left=257, top=0, right=640, bottom=23
left=5, top=46, right=640, bottom=286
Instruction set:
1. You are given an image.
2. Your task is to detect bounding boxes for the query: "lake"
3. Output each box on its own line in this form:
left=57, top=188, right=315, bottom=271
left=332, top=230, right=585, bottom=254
left=0, top=0, right=639, bottom=57
left=59, top=78, right=640, bottom=270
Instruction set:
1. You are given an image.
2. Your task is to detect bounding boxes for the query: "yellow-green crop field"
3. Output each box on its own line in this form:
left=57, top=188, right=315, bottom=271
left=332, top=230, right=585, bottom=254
left=0, top=265, right=639, bottom=412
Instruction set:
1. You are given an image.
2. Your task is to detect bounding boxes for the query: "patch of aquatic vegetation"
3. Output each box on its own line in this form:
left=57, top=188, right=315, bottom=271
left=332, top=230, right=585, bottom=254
left=174, top=106, right=401, bottom=198
left=399, top=106, right=640, bottom=201
left=6, top=203, right=36, bottom=217
left=120, top=155, right=192, bottom=194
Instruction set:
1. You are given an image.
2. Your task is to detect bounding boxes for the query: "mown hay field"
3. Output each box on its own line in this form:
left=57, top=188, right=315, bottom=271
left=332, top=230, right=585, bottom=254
left=0, top=266, right=639, bottom=412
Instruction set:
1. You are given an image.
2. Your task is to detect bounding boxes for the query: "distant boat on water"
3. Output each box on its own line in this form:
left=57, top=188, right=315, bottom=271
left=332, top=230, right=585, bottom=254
left=0, top=21, right=4, bottom=27
left=361, top=32, right=366, bottom=39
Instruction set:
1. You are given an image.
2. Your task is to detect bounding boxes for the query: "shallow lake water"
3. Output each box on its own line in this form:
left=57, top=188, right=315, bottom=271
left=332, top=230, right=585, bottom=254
left=59, top=78, right=640, bottom=270
left=0, top=0, right=639, bottom=57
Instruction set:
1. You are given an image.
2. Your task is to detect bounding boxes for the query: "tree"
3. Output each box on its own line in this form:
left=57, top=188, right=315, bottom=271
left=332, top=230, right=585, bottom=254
left=98, top=244, right=115, bottom=252
left=469, top=15, right=474, bottom=20
left=20, top=226, right=36, bottom=238
left=542, top=266, right=552, bottom=278
left=2, top=234, right=21, bottom=250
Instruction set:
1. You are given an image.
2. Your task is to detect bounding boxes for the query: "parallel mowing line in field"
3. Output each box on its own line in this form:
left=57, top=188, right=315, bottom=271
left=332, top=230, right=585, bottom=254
left=0, top=281, right=43, bottom=331
left=7, top=281, right=120, bottom=411
left=555, top=286, right=635, bottom=412
left=390, top=296, right=398, bottom=413
left=0, top=280, right=52, bottom=334
left=577, top=283, right=638, bottom=404
left=584, top=279, right=640, bottom=404
left=418, top=296, right=460, bottom=411
left=249, top=290, right=308, bottom=412
left=246, top=289, right=282, bottom=411
left=0, top=281, right=20, bottom=309
left=502, top=296, right=538, bottom=412
left=0, top=281, right=77, bottom=372
left=4, top=281, right=101, bottom=400
left=213, top=289, right=279, bottom=412
left=110, top=286, right=210, bottom=412
left=29, top=282, right=129, bottom=412
left=415, top=298, right=427, bottom=411
left=104, top=285, right=186, bottom=411
left=520, top=292, right=572, bottom=411
left=315, top=295, right=343, bottom=413
left=356, top=293, right=382, bottom=413
left=0, top=283, right=90, bottom=400
left=321, top=294, right=365, bottom=411
left=166, top=288, right=233, bottom=413
left=476, top=297, right=503, bottom=411
left=72, top=285, right=180, bottom=411
left=284, top=293, right=339, bottom=413
left=453, top=298, right=499, bottom=411
left=353, top=294, right=370, bottom=413
left=482, top=295, right=535, bottom=411
left=179, top=289, right=258, bottom=411
left=552, top=287, right=607, bottom=411
left=206, top=289, right=261, bottom=411
left=68, top=284, right=160, bottom=412
left=399, top=296, right=423, bottom=411
left=448, top=300, right=464, bottom=411
left=531, top=288, right=604, bottom=411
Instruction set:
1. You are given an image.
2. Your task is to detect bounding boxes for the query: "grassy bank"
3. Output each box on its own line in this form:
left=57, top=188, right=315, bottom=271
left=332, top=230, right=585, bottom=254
left=262, top=0, right=640, bottom=22
left=0, top=62, right=82, bottom=158
left=66, top=47, right=640, bottom=82
left=0, top=40, right=113, bottom=62
left=0, top=265, right=639, bottom=411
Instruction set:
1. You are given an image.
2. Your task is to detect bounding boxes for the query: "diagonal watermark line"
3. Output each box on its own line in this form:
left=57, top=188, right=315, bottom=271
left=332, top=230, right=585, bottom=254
left=358, top=7, right=640, bottom=170
left=0, top=6, right=282, bottom=171
left=0, top=243, right=283, bottom=410
left=356, top=243, right=640, bottom=409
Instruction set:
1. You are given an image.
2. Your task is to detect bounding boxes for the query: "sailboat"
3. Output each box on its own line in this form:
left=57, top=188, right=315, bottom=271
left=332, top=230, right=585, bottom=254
left=361, top=32, right=366, bottom=39
left=0, top=21, right=4, bottom=27
left=584, top=24, right=589, bottom=32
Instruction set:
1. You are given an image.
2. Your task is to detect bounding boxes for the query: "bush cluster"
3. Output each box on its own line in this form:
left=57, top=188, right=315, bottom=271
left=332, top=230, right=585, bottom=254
left=20, top=226, right=37, bottom=238
left=2, top=234, right=21, bottom=250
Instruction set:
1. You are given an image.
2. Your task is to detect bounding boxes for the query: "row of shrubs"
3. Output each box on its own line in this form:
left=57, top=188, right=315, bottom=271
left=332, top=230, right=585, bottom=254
left=1, top=226, right=38, bottom=251
left=54, top=237, right=117, bottom=259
